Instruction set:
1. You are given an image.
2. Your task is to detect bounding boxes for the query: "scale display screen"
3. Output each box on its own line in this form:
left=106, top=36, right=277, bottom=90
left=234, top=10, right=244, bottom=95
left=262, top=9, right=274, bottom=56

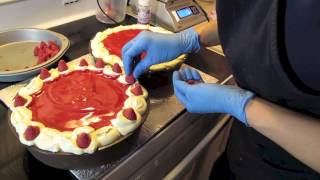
left=176, top=7, right=193, bottom=19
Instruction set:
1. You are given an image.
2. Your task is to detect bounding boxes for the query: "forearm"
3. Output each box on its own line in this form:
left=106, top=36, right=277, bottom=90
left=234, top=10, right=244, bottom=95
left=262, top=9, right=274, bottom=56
left=246, top=97, right=320, bottom=172
left=194, top=20, right=220, bottom=47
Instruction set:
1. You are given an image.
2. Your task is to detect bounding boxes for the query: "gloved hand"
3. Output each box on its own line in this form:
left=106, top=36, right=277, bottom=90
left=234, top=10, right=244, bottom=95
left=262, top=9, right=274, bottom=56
left=122, top=28, right=200, bottom=78
left=173, top=67, right=255, bottom=125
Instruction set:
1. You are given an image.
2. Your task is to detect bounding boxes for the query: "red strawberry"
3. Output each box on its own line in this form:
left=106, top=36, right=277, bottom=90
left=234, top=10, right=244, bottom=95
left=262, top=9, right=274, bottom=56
left=39, top=68, right=51, bottom=80
left=44, top=53, right=49, bottom=61
left=125, top=74, right=136, bottom=84
left=24, top=126, right=40, bottom=141
left=34, top=46, right=40, bottom=56
left=58, top=60, right=68, bottom=72
left=131, top=85, right=143, bottom=96
left=37, top=54, right=46, bottom=64
left=123, top=108, right=137, bottom=120
left=14, top=95, right=27, bottom=107
left=52, top=49, right=59, bottom=57
left=45, top=48, right=54, bottom=58
left=48, top=41, right=59, bottom=51
left=112, top=63, right=122, bottom=73
left=76, top=133, right=91, bottom=149
left=40, top=41, right=47, bottom=50
left=95, top=59, right=105, bottom=68
left=79, top=58, right=89, bottom=66
left=186, top=79, right=200, bottom=85
left=37, top=48, right=43, bottom=57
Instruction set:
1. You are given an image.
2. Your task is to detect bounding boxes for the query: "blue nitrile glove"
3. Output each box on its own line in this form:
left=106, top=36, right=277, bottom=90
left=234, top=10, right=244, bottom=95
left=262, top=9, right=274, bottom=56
left=122, top=28, right=200, bottom=78
left=173, top=67, right=255, bottom=126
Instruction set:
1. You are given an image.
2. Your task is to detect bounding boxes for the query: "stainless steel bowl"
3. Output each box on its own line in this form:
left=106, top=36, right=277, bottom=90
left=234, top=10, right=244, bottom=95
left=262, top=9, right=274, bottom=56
left=0, top=28, right=70, bottom=82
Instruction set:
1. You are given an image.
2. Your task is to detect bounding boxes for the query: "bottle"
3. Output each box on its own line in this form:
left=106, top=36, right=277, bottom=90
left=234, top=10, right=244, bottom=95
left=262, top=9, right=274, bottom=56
left=137, top=0, right=151, bottom=24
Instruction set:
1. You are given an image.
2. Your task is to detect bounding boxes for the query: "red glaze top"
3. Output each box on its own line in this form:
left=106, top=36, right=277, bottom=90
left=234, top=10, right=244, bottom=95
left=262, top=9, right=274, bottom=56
left=102, top=29, right=143, bottom=58
left=29, top=70, right=129, bottom=131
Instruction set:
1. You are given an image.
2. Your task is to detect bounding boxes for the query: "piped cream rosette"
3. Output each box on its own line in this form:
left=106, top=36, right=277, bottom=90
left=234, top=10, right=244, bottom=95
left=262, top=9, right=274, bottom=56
left=90, top=24, right=186, bottom=72
left=10, top=58, right=148, bottom=155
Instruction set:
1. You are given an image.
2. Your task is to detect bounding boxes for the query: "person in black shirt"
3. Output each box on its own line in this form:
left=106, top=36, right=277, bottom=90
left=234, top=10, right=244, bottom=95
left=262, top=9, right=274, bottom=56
left=122, top=0, right=320, bottom=179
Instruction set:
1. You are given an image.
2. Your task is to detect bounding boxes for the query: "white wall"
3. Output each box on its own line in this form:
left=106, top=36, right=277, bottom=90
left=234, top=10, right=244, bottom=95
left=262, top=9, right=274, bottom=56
left=0, top=0, right=98, bottom=31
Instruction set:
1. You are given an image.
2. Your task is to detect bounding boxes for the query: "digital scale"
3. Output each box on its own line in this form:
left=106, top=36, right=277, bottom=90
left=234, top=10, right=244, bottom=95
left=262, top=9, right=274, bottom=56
left=130, top=0, right=209, bottom=32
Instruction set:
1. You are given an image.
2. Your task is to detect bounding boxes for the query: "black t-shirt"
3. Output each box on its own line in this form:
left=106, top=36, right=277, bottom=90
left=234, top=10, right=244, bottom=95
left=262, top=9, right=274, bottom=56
left=216, top=0, right=320, bottom=179
left=285, top=1, right=320, bottom=92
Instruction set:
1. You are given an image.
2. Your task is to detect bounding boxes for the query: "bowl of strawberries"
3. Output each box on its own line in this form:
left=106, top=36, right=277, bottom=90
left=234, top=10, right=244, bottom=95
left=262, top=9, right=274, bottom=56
left=0, top=28, right=70, bottom=82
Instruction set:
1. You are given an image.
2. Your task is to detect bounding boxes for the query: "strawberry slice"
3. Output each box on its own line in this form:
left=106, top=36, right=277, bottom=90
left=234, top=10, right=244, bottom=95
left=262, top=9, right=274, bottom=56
left=58, top=60, right=68, bottom=72
left=14, top=95, right=27, bottom=107
left=95, top=59, right=105, bottom=68
left=76, top=133, right=91, bottom=149
left=123, top=108, right=137, bottom=120
left=24, top=126, right=40, bottom=141
left=34, top=46, right=40, bottom=56
left=125, top=74, right=136, bottom=84
left=48, top=41, right=59, bottom=51
left=39, top=68, right=51, bottom=80
left=37, top=53, right=46, bottom=64
left=45, top=48, right=54, bottom=58
left=112, top=63, right=122, bottom=73
left=40, top=41, right=47, bottom=50
left=52, top=49, right=59, bottom=56
left=79, top=58, right=89, bottom=66
left=131, top=85, right=143, bottom=96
